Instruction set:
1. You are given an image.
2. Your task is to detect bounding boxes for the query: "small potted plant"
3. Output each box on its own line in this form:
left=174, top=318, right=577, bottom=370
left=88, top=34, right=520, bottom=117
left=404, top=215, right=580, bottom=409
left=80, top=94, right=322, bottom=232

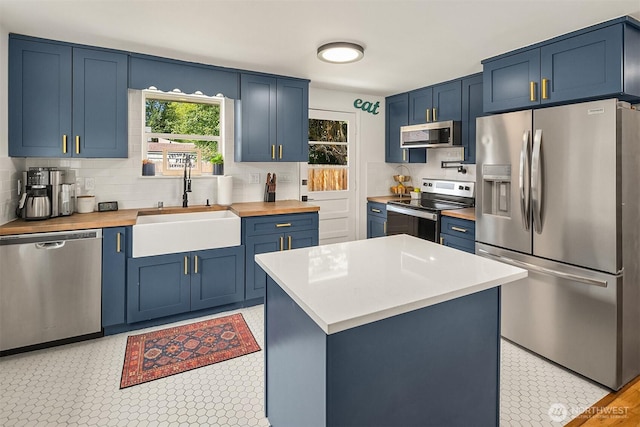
left=209, top=152, right=224, bottom=175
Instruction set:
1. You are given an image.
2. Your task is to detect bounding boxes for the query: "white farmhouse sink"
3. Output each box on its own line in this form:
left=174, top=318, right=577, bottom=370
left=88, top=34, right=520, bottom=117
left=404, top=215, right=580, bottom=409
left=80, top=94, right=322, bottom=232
left=132, top=210, right=241, bottom=258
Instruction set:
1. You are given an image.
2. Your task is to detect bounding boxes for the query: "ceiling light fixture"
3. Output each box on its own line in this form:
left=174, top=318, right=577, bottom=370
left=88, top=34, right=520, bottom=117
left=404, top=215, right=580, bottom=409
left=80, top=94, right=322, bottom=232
left=317, top=42, right=364, bottom=64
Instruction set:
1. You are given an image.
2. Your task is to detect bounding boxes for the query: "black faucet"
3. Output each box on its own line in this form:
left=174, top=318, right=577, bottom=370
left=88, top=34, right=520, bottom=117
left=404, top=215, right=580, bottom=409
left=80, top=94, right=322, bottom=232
left=182, top=154, right=192, bottom=207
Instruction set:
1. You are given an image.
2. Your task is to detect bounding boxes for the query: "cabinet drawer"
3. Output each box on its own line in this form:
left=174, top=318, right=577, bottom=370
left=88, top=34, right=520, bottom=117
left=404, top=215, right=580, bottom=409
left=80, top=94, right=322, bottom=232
left=243, top=213, right=319, bottom=237
left=367, top=202, right=387, bottom=218
left=441, top=216, right=475, bottom=241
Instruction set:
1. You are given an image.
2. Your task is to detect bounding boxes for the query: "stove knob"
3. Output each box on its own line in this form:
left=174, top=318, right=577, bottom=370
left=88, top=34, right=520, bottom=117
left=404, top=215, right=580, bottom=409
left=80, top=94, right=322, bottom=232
left=465, top=186, right=470, bottom=191
left=458, top=185, right=463, bottom=190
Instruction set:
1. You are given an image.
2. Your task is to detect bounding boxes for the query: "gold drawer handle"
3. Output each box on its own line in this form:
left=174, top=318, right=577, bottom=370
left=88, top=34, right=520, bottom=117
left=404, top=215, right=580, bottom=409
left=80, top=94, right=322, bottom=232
left=402, top=149, right=407, bottom=162
left=440, top=237, right=444, bottom=244
left=116, top=233, right=121, bottom=253
left=432, top=107, right=437, bottom=122
left=279, top=145, right=283, bottom=159
left=542, top=78, right=549, bottom=100
left=530, top=81, right=537, bottom=102
left=184, top=256, right=188, bottom=275
left=279, top=236, right=284, bottom=251
left=451, top=226, right=468, bottom=233
left=371, top=208, right=381, bottom=213
left=62, top=135, right=68, bottom=154
left=288, top=235, right=292, bottom=250
left=426, top=109, right=431, bottom=123
left=383, top=221, right=387, bottom=235
left=194, top=255, right=198, bottom=274
left=75, top=136, right=80, bottom=154
left=271, top=145, right=276, bottom=159
left=276, top=223, right=291, bottom=228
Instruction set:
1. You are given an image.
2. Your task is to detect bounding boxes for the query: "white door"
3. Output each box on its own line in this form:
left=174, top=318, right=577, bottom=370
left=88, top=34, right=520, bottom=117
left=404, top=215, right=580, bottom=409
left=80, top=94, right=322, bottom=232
left=300, top=109, right=356, bottom=245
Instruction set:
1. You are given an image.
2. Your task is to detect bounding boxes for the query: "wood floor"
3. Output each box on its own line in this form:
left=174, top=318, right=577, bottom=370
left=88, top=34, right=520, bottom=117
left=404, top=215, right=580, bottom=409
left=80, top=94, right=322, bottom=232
left=566, top=376, right=640, bottom=426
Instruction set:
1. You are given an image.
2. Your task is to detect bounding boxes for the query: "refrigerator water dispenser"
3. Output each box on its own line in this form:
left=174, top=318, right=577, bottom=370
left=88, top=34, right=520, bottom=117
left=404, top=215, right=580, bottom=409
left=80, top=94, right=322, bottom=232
left=482, top=164, right=512, bottom=218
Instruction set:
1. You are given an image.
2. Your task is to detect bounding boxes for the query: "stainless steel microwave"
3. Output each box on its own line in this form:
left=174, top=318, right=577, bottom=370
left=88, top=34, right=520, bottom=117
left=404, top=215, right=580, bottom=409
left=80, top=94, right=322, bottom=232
left=400, top=121, right=460, bottom=148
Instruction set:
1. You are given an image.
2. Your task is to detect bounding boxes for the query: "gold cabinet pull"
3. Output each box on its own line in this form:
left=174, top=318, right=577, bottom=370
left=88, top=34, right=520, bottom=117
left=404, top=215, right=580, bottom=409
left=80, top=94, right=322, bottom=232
left=426, top=109, right=430, bottom=123
left=62, top=135, right=68, bottom=154
left=529, top=81, right=537, bottom=102
left=288, top=235, right=292, bottom=250
left=279, top=145, right=283, bottom=159
left=402, top=149, right=407, bottom=162
left=276, top=223, right=291, bottom=228
left=116, top=233, right=121, bottom=253
left=440, top=237, right=444, bottom=244
left=451, top=226, right=468, bottom=233
left=75, top=136, right=80, bottom=154
left=371, top=208, right=381, bottom=213
left=184, top=256, right=188, bottom=275
left=383, top=221, right=387, bottom=235
left=432, top=108, right=437, bottom=122
left=279, top=236, right=284, bottom=251
left=194, top=255, right=198, bottom=274
left=271, top=145, right=275, bottom=159
left=542, top=78, right=549, bottom=100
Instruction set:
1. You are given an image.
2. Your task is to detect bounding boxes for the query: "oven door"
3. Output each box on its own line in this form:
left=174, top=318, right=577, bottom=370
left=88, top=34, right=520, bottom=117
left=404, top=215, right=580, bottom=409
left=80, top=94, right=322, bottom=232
left=386, top=204, right=438, bottom=242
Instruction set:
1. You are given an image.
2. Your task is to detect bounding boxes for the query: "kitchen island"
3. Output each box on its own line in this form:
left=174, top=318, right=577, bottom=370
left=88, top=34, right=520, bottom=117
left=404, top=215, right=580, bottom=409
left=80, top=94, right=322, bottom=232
left=255, top=234, right=527, bottom=427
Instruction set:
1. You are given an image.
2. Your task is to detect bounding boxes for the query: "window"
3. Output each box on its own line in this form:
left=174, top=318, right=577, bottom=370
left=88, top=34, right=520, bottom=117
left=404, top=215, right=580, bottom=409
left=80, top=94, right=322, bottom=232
left=307, top=118, right=349, bottom=191
left=142, top=90, right=224, bottom=176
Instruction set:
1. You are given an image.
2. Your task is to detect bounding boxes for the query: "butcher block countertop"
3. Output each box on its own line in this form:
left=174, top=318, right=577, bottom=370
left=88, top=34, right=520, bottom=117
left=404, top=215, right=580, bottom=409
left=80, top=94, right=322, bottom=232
left=0, top=200, right=319, bottom=236
left=441, top=207, right=476, bottom=221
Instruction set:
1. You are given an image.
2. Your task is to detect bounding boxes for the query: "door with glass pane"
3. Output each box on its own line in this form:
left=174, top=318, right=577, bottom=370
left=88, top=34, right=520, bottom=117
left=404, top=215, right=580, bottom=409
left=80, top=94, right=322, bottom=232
left=300, top=110, right=356, bottom=244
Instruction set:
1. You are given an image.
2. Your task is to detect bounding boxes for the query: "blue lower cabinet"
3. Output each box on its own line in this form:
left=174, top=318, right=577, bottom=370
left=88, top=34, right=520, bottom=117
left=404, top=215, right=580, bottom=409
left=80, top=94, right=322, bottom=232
left=102, top=227, right=127, bottom=327
left=366, top=202, right=387, bottom=238
left=191, top=246, right=245, bottom=311
left=126, top=246, right=245, bottom=323
left=243, top=213, right=319, bottom=300
left=440, top=216, right=475, bottom=254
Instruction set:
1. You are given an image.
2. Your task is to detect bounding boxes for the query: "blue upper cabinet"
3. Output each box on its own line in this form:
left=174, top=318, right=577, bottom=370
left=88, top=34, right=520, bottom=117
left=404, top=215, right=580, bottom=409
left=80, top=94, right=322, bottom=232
left=432, top=80, right=462, bottom=122
left=461, top=73, right=483, bottom=164
left=9, top=39, right=72, bottom=157
left=9, top=36, right=128, bottom=158
left=386, top=93, right=426, bottom=163
left=235, top=73, right=309, bottom=162
left=409, top=80, right=462, bottom=124
left=482, top=49, right=540, bottom=113
left=483, top=19, right=640, bottom=113
left=409, top=87, right=432, bottom=125
left=73, top=48, right=128, bottom=158
left=277, top=78, right=309, bottom=162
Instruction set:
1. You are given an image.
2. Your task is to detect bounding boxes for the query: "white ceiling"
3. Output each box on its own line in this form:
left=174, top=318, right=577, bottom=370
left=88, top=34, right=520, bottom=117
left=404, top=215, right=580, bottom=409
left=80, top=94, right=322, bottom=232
left=1, top=0, right=639, bottom=96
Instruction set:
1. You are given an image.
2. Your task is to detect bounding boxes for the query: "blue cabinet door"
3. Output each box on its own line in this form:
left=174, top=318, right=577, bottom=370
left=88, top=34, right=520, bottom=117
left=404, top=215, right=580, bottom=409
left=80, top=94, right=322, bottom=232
left=9, top=38, right=72, bottom=157
left=277, top=78, right=309, bottom=162
left=287, top=229, right=319, bottom=250
left=483, top=49, right=541, bottom=113
left=127, top=253, right=191, bottom=323
left=73, top=48, right=128, bottom=158
left=441, top=233, right=475, bottom=253
left=461, top=74, right=483, bottom=164
left=385, top=93, right=426, bottom=163
left=540, top=25, right=623, bottom=105
left=432, top=80, right=462, bottom=121
left=191, top=246, right=245, bottom=311
left=367, top=215, right=386, bottom=238
left=102, top=227, right=127, bottom=327
left=245, top=234, right=281, bottom=300
left=409, top=87, right=432, bottom=125
left=236, top=74, right=277, bottom=162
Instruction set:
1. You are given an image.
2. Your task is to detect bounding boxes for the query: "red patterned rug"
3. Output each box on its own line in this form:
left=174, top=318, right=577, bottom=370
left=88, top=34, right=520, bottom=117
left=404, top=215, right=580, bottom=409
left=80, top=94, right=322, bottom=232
left=120, top=313, right=260, bottom=389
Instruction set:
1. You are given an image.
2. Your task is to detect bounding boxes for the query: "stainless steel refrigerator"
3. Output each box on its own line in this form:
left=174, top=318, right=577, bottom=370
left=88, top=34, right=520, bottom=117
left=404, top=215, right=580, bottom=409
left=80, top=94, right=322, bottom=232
left=475, top=98, right=640, bottom=390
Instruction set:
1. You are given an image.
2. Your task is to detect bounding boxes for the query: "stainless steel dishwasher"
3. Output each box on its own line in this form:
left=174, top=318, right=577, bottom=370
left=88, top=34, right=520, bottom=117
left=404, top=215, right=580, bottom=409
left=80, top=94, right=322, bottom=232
left=0, top=229, right=103, bottom=354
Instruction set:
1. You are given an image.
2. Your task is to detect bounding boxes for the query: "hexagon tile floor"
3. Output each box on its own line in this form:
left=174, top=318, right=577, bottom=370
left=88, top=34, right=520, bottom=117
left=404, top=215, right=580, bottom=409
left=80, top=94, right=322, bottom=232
left=0, top=304, right=608, bottom=426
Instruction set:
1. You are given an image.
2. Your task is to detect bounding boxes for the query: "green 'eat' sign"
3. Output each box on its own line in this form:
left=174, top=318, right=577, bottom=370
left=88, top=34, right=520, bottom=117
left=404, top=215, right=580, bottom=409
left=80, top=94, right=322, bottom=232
left=353, top=99, right=380, bottom=115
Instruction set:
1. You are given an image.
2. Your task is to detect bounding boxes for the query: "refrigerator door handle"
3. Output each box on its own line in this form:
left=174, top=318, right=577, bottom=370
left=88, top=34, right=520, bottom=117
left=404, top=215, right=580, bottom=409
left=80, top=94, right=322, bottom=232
left=531, top=129, right=543, bottom=234
left=477, top=249, right=613, bottom=288
left=519, top=130, right=531, bottom=230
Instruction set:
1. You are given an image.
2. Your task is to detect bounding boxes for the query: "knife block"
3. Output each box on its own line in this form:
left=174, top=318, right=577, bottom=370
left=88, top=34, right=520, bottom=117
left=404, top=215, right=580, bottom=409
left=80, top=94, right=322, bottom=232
left=264, top=184, right=275, bottom=202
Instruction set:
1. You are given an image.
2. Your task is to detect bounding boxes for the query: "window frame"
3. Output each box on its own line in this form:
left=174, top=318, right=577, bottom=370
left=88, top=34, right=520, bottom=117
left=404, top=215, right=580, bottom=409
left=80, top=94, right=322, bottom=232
left=141, top=90, right=225, bottom=176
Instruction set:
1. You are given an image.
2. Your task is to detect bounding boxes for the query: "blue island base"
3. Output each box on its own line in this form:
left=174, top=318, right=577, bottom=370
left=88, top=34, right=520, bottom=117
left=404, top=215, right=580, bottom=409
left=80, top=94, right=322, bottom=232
left=265, top=278, right=501, bottom=427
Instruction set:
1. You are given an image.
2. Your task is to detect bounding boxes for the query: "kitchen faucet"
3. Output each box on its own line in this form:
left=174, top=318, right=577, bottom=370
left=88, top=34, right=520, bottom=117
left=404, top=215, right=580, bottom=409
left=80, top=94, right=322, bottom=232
left=182, top=154, right=192, bottom=207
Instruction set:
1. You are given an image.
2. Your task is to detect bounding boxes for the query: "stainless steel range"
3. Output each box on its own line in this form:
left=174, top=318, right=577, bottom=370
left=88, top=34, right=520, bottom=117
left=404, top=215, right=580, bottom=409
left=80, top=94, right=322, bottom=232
left=387, top=179, right=475, bottom=242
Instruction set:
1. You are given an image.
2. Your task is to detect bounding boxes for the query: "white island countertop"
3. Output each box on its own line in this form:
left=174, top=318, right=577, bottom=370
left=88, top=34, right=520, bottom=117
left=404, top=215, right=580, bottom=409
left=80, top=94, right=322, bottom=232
left=256, top=234, right=527, bottom=334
